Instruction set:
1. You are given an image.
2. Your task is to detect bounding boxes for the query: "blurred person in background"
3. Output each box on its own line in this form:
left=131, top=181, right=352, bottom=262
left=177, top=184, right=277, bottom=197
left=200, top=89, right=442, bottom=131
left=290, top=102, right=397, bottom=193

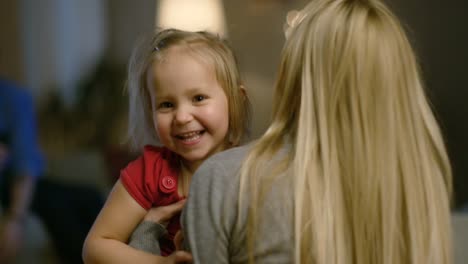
left=0, top=77, right=104, bottom=264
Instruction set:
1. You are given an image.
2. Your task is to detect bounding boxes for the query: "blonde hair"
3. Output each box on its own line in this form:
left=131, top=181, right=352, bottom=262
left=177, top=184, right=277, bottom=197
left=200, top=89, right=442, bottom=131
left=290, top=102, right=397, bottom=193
left=127, top=29, right=251, bottom=150
left=240, top=0, right=452, bottom=263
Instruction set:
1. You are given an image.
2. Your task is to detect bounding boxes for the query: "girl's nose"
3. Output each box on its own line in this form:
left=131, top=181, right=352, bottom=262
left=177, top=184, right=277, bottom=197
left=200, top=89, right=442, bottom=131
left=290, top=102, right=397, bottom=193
left=174, top=106, right=193, bottom=125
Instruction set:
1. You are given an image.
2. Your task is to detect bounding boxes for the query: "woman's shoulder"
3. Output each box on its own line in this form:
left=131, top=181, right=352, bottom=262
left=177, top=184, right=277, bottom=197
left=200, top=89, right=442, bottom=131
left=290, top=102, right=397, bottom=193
left=190, top=143, right=254, bottom=193
left=201, top=141, right=289, bottom=174
left=207, top=144, right=252, bottom=165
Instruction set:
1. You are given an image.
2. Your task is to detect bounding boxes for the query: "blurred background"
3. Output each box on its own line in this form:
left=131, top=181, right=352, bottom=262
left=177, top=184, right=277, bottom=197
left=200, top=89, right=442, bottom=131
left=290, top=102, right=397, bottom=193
left=0, top=0, right=467, bottom=263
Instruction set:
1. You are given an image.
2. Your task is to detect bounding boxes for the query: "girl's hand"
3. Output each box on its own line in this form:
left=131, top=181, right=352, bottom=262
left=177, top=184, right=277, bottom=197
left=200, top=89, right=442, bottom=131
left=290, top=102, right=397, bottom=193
left=164, top=250, right=193, bottom=263
left=174, top=230, right=184, bottom=251
left=144, top=199, right=186, bottom=227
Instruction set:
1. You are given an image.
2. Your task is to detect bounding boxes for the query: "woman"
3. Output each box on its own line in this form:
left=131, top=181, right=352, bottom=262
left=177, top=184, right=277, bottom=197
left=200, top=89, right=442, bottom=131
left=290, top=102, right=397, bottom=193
left=181, top=0, right=453, bottom=263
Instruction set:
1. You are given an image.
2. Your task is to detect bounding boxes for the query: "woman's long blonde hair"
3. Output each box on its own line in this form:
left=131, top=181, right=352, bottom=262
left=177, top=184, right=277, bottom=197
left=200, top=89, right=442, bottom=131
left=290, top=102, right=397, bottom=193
left=239, top=0, right=452, bottom=263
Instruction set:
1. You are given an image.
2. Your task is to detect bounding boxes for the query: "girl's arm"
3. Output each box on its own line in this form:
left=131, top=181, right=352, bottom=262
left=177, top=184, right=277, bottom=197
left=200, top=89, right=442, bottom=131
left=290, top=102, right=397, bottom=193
left=82, top=179, right=191, bottom=263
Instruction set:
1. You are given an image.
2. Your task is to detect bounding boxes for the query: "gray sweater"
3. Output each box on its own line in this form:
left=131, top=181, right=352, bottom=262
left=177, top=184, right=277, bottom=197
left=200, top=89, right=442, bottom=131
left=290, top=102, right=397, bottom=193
left=181, top=144, right=294, bottom=263
left=128, top=220, right=166, bottom=255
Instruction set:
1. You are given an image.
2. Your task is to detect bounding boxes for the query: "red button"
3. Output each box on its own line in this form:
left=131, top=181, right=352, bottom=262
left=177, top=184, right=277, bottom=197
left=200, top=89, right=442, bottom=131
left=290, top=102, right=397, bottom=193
left=160, top=175, right=176, bottom=193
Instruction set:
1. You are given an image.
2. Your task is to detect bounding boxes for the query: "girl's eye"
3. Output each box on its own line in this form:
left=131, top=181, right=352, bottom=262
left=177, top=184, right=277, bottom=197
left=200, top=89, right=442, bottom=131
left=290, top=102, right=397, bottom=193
left=193, top=95, right=206, bottom=102
left=158, top=102, right=173, bottom=109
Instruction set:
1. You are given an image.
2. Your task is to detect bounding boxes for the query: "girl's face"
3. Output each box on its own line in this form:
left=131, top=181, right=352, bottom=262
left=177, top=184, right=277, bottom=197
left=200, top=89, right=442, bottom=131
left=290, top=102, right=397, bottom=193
left=147, top=46, right=230, bottom=172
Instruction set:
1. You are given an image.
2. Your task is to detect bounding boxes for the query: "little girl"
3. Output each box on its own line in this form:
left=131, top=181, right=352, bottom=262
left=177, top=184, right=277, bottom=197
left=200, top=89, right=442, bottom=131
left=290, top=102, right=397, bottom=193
left=83, top=29, right=251, bottom=263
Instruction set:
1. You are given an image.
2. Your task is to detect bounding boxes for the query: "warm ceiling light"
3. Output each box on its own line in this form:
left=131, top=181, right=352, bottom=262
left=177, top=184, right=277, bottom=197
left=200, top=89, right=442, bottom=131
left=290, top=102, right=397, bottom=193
left=156, top=0, right=227, bottom=36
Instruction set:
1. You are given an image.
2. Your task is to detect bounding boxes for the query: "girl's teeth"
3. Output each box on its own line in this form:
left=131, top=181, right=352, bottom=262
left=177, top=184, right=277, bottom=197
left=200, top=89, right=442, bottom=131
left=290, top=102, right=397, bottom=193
left=178, top=131, right=202, bottom=141
left=182, top=133, right=200, bottom=142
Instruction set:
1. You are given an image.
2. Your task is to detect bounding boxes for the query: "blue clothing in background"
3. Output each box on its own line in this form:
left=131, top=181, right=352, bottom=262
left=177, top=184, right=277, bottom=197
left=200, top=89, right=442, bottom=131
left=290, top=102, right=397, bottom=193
left=0, top=78, right=104, bottom=264
left=0, top=78, right=44, bottom=179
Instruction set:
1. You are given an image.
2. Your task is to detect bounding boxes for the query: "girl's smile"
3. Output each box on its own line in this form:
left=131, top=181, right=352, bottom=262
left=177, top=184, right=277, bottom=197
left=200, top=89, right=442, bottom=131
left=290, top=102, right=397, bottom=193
left=174, top=130, right=204, bottom=145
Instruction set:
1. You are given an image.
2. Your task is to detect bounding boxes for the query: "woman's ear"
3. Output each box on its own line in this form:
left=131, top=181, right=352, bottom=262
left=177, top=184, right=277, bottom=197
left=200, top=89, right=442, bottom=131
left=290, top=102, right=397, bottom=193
left=239, top=84, right=247, bottom=99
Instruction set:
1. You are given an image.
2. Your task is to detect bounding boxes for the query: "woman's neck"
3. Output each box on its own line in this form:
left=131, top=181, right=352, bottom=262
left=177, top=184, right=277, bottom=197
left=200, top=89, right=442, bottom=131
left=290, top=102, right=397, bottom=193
left=180, top=159, right=201, bottom=175
left=177, top=160, right=199, bottom=196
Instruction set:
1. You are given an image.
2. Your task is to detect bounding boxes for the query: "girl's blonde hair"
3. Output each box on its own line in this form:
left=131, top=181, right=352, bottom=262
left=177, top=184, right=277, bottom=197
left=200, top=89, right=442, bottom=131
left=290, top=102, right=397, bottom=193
left=127, top=29, right=251, bottom=150
left=240, top=0, right=452, bottom=263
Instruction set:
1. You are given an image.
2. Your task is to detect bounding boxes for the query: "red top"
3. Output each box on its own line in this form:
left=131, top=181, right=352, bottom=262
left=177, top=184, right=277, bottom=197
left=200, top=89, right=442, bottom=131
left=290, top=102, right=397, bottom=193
left=120, top=145, right=183, bottom=256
